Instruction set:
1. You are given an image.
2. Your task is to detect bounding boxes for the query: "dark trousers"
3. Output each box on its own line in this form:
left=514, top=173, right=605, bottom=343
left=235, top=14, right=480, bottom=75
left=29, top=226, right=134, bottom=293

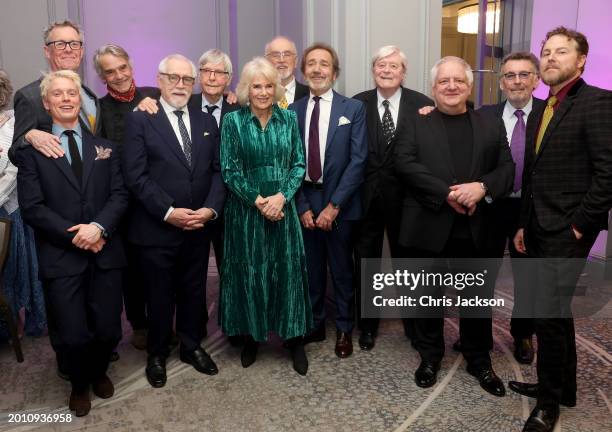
left=201, top=219, right=224, bottom=335
left=354, top=192, right=412, bottom=336
left=123, top=241, right=147, bottom=330
left=407, top=238, right=494, bottom=369
left=43, top=264, right=122, bottom=390
left=138, top=237, right=210, bottom=357
left=525, top=215, right=596, bottom=409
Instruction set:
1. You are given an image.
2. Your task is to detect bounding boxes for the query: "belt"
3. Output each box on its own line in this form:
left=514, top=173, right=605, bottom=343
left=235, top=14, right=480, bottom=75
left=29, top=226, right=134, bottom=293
left=303, top=181, right=324, bottom=190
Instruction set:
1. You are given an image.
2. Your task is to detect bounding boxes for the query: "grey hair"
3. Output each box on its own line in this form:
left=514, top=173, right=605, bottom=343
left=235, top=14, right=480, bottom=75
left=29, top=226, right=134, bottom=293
left=430, top=56, right=474, bottom=86
left=158, top=54, right=197, bottom=77
left=371, top=45, right=408, bottom=71
left=40, top=70, right=82, bottom=99
left=43, top=20, right=83, bottom=44
left=93, top=44, right=133, bottom=78
left=198, top=49, right=233, bottom=76
left=235, top=57, right=285, bottom=106
left=0, top=69, right=13, bottom=111
left=264, top=36, right=298, bottom=55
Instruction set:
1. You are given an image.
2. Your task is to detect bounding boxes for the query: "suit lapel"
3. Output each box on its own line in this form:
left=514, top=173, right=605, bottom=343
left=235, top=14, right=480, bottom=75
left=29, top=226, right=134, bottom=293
left=295, top=97, right=307, bottom=146
left=428, top=110, right=456, bottom=178
left=53, top=156, right=80, bottom=191
left=148, top=109, right=190, bottom=170
left=468, top=110, right=484, bottom=178
left=534, top=96, right=574, bottom=161
left=365, top=91, right=379, bottom=152
left=326, top=91, right=344, bottom=150
left=189, top=106, right=203, bottom=172
left=81, top=134, right=95, bottom=190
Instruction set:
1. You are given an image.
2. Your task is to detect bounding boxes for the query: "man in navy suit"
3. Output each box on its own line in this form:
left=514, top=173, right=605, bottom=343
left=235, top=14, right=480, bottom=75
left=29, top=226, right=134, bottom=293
left=122, top=54, right=225, bottom=388
left=16, top=70, right=128, bottom=417
left=291, top=43, right=367, bottom=358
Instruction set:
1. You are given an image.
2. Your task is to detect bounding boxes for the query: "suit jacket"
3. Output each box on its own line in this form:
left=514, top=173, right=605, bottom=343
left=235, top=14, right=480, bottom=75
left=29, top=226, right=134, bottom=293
left=16, top=131, right=128, bottom=279
left=10, top=78, right=102, bottom=164
left=121, top=104, right=226, bottom=246
left=291, top=91, right=367, bottom=221
left=294, top=80, right=309, bottom=103
left=395, top=108, right=514, bottom=253
left=478, top=97, right=546, bottom=128
left=352, top=87, right=434, bottom=214
left=188, top=93, right=240, bottom=130
left=519, top=78, right=612, bottom=234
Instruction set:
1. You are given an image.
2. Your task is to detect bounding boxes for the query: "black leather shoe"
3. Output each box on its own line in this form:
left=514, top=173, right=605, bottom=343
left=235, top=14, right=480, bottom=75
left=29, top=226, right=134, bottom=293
left=69, top=387, right=91, bottom=417
left=57, top=367, right=70, bottom=381
left=241, top=338, right=259, bottom=368
left=467, top=365, right=506, bottom=396
left=508, top=381, right=576, bottom=407
left=180, top=347, right=218, bottom=375
left=514, top=338, right=535, bottom=364
left=358, top=331, right=375, bottom=351
left=288, top=339, right=308, bottom=375
left=452, top=339, right=462, bottom=352
left=109, top=351, right=120, bottom=362
left=414, top=361, right=440, bottom=388
left=228, top=335, right=245, bottom=347
left=522, top=406, right=559, bottom=432
left=146, top=355, right=167, bottom=388
left=335, top=332, right=353, bottom=358
left=303, top=325, right=326, bottom=345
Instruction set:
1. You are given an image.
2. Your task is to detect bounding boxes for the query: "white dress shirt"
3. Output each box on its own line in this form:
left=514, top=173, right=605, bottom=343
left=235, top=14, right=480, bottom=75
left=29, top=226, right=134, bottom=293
left=284, top=77, right=297, bottom=105
left=159, top=97, right=191, bottom=150
left=377, top=87, right=402, bottom=126
left=201, top=94, right=223, bottom=127
left=502, top=97, right=533, bottom=197
left=304, top=88, right=333, bottom=183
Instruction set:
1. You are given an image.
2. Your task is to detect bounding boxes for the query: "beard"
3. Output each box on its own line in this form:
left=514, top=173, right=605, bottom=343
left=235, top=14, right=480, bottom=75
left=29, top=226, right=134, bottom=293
left=541, top=66, right=578, bottom=87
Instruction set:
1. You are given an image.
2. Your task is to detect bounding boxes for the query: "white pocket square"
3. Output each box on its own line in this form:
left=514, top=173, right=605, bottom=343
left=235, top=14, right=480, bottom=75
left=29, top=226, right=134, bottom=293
left=203, top=131, right=210, bottom=137
left=338, top=116, right=351, bottom=126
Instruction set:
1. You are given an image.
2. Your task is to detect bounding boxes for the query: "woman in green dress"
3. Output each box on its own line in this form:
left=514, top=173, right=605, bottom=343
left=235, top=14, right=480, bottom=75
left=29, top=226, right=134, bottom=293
left=219, top=57, right=312, bottom=375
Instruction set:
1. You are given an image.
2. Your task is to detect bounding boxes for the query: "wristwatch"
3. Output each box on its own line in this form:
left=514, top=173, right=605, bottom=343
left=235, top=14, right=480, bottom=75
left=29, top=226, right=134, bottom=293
left=479, top=182, right=493, bottom=204
left=331, top=201, right=341, bottom=210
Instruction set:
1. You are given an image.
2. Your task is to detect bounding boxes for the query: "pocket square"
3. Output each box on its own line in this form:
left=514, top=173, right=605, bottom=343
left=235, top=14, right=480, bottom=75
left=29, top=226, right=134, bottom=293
left=338, top=116, right=351, bottom=126
left=203, top=131, right=210, bottom=137
left=94, top=146, right=112, bottom=160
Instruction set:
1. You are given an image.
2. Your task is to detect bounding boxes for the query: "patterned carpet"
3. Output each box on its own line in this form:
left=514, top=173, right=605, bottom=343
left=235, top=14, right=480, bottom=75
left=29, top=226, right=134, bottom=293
left=0, top=259, right=610, bottom=432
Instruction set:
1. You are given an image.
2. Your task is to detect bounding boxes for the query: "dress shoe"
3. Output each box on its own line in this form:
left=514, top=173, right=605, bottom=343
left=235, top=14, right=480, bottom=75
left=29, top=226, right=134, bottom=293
left=92, top=374, right=114, bottom=399
left=414, top=361, right=440, bottom=388
left=228, top=335, right=245, bottom=347
left=358, top=331, right=375, bottom=351
left=452, top=339, right=462, bottom=352
left=508, top=381, right=576, bottom=407
left=69, top=387, right=91, bottom=417
left=522, top=406, right=559, bottom=432
left=109, top=351, right=120, bottom=362
left=131, top=329, right=147, bottom=350
left=241, top=337, right=259, bottom=368
left=288, top=338, right=308, bottom=375
left=169, top=333, right=180, bottom=347
left=335, top=332, right=353, bottom=358
left=514, top=338, right=535, bottom=364
left=57, top=367, right=70, bottom=381
left=180, top=347, right=219, bottom=375
left=303, top=325, right=326, bottom=345
left=146, top=355, right=167, bottom=388
left=466, top=365, right=506, bottom=397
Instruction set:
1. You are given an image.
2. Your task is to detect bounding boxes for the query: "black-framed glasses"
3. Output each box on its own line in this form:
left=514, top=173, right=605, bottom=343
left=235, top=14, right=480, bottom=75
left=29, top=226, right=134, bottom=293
left=502, top=72, right=535, bottom=81
left=265, top=51, right=296, bottom=60
left=46, top=40, right=83, bottom=50
left=159, top=72, right=195, bottom=86
left=199, top=68, right=230, bottom=78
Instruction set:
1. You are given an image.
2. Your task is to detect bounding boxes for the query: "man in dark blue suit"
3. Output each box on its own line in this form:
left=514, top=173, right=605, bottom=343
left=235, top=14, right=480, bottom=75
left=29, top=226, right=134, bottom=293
left=16, top=70, right=128, bottom=417
left=122, top=54, right=225, bottom=388
left=291, top=43, right=367, bottom=358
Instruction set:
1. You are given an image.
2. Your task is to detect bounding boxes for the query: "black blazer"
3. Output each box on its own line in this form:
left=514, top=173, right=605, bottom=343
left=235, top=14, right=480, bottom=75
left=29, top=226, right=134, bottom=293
left=16, top=132, right=128, bottom=279
left=294, top=80, right=309, bottom=103
left=188, top=93, right=240, bottom=130
left=10, top=78, right=102, bottom=164
left=121, top=105, right=226, bottom=247
left=519, top=78, right=612, bottom=234
left=352, top=87, right=433, bottom=214
left=395, top=108, right=514, bottom=253
left=478, top=97, right=546, bottom=127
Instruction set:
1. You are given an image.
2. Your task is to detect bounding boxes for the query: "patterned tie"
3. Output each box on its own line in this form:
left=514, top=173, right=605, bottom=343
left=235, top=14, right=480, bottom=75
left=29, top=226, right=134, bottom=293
left=535, top=95, right=557, bottom=154
left=278, top=93, right=289, bottom=109
left=205, top=105, right=218, bottom=115
left=381, top=100, right=395, bottom=144
left=510, top=110, right=526, bottom=192
left=64, top=130, right=82, bottom=182
left=173, top=110, right=192, bottom=165
left=308, top=96, right=322, bottom=182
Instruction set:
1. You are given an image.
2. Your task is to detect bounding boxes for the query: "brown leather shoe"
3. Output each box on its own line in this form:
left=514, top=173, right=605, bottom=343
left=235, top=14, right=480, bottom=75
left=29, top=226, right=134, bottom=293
left=514, top=338, right=535, bottom=364
left=335, top=331, right=353, bottom=358
left=69, top=387, right=91, bottom=417
left=92, top=374, right=114, bottom=399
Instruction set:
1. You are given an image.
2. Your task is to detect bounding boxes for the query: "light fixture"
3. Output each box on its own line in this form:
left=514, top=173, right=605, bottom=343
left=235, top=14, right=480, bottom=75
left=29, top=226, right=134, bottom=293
left=457, top=2, right=500, bottom=34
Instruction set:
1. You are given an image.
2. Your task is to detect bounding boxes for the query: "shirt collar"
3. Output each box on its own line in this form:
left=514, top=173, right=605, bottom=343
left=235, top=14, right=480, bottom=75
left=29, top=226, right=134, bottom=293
left=284, top=77, right=296, bottom=93
left=309, top=87, right=333, bottom=102
left=52, top=123, right=82, bottom=138
left=202, top=94, right=223, bottom=110
left=160, top=96, right=188, bottom=116
left=503, top=97, right=533, bottom=119
left=549, top=75, right=581, bottom=107
left=377, top=87, right=402, bottom=110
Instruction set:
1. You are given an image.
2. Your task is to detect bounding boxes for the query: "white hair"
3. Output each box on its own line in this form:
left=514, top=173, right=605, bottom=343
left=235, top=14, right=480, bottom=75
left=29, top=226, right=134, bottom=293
left=198, top=49, right=233, bottom=76
left=371, top=45, right=408, bottom=71
left=158, top=54, right=197, bottom=77
left=430, top=56, right=474, bottom=86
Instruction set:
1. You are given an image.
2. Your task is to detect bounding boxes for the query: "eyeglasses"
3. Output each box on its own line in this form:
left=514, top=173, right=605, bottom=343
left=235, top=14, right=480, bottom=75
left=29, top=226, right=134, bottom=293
left=265, top=51, right=296, bottom=60
left=199, top=68, right=230, bottom=78
left=502, top=72, right=535, bottom=81
left=159, top=72, right=195, bottom=86
left=46, top=40, right=83, bottom=50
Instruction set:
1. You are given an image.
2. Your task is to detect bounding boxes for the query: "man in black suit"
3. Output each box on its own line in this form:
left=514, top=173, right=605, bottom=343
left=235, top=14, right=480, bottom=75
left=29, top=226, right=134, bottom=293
left=511, top=27, right=612, bottom=432
left=455, top=52, right=544, bottom=364
left=352, top=45, right=433, bottom=350
left=16, top=70, right=128, bottom=416
left=10, top=20, right=102, bottom=164
left=395, top=56, right=514, bottom=396
left=122, top=54, right=225, bottom=388
left=265, top=36, right=309, bottom=107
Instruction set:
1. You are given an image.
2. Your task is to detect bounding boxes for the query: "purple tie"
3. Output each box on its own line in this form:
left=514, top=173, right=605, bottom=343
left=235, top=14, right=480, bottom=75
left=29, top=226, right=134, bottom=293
left=510, top=109, right=525, bottom=192
left=308, top=96, right=322, bottom=182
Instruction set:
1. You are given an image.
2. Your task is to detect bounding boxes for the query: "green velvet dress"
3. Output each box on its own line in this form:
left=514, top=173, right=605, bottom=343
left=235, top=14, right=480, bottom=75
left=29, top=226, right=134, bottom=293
left=219, top=105, right=313, bottom=342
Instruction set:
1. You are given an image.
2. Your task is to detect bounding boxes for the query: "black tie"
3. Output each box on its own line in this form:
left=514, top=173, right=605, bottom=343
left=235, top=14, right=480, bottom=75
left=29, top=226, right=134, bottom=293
left=64, top=130, right=82, bottom=182
left=381, top=99, right=395, bottom=144
left=205, top=105, right=218, bottom=115
left=173, top=110, right=192, bottom=165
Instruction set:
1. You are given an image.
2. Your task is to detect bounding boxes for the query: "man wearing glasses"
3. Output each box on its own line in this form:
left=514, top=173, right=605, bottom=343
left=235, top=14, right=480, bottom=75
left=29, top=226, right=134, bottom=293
left=264, top=36, right=309, bottom=107
left=10, top=20, right=102, bottom=163
left=122, top=54, right=225, bottom=388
